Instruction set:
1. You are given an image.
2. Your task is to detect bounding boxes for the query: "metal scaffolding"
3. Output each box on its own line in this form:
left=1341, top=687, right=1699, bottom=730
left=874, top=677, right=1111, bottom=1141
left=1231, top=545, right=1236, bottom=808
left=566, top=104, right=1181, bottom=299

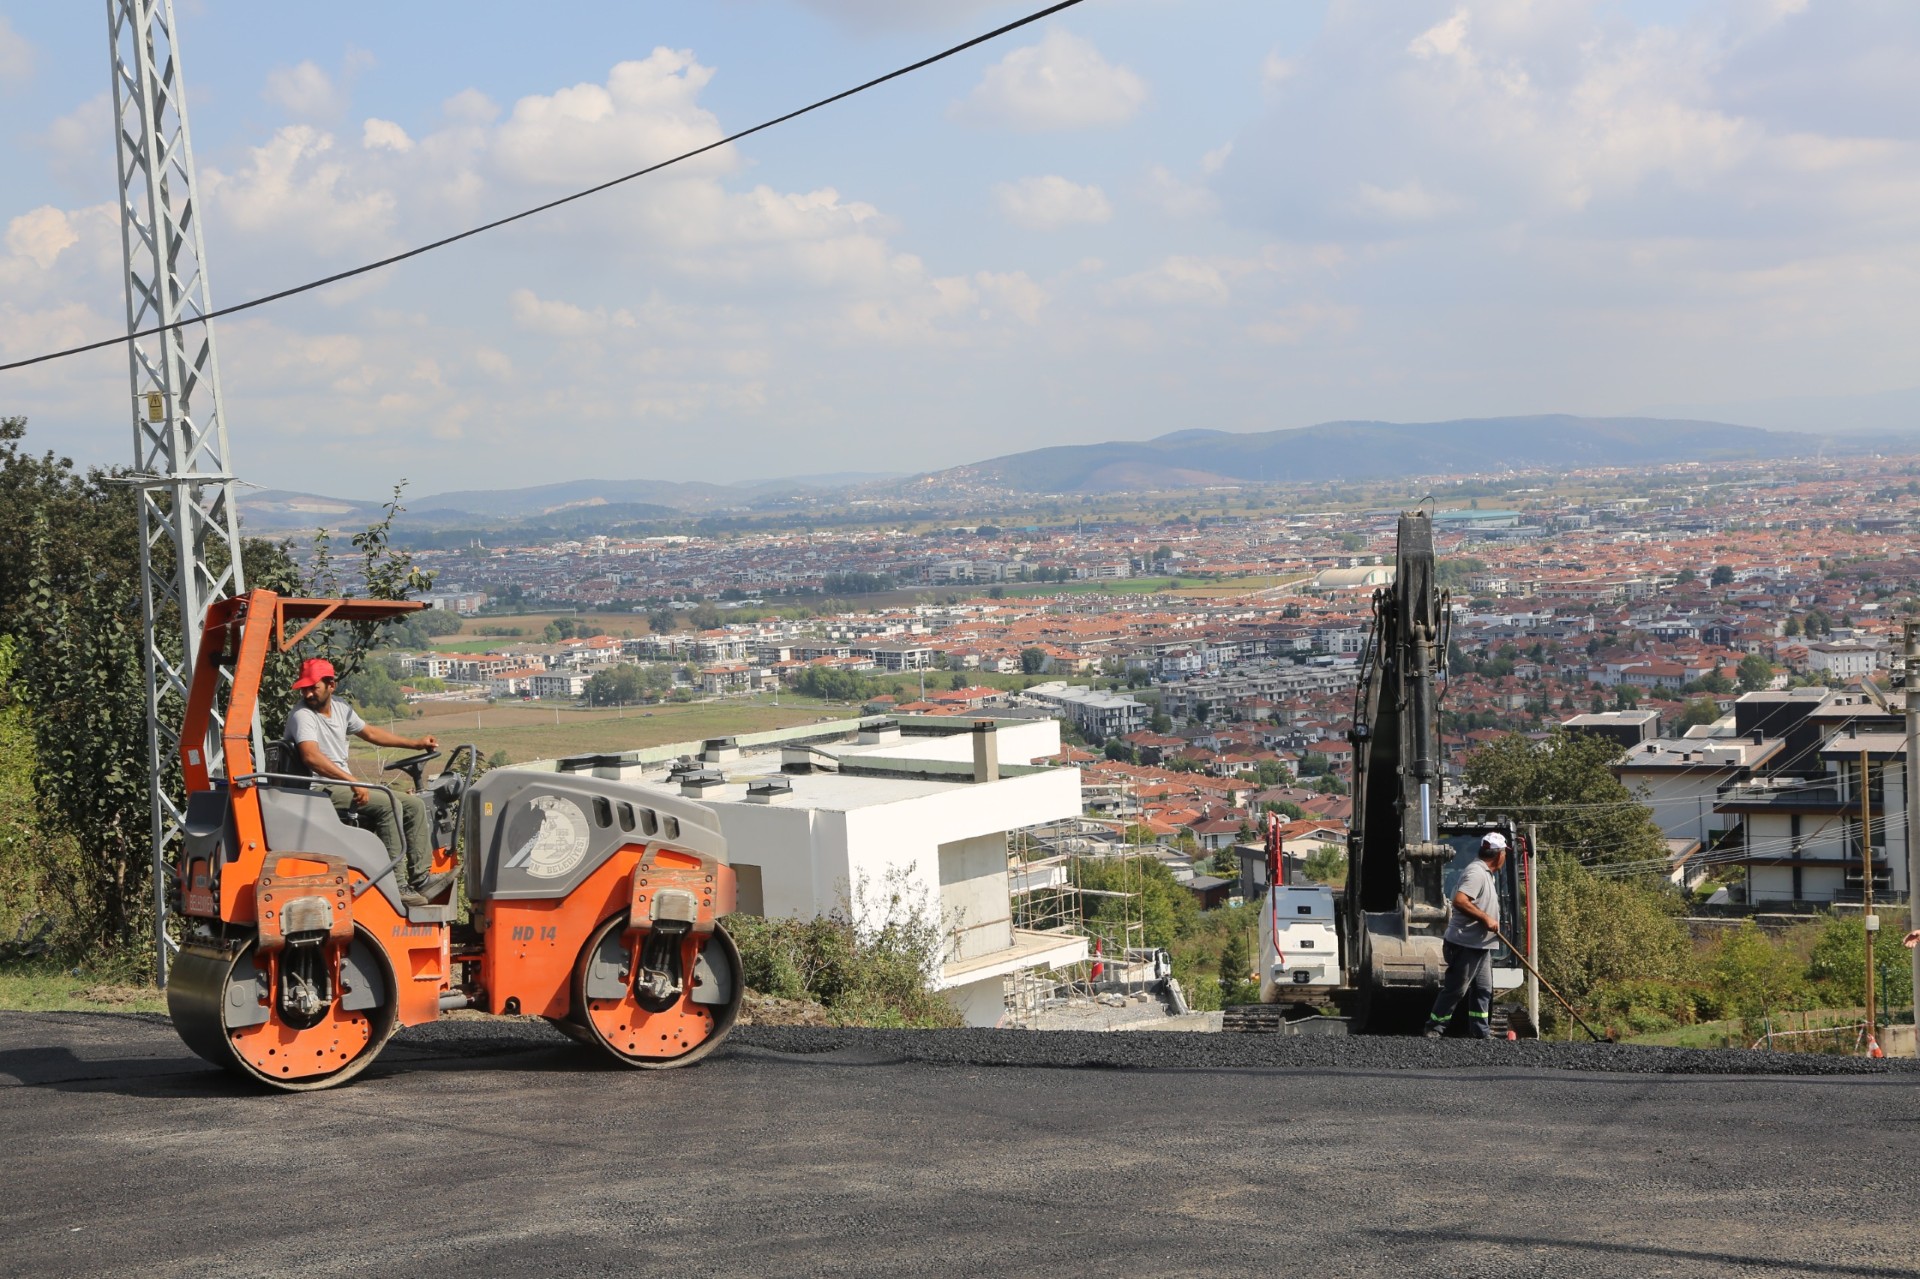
left=1002, top=795, right=1158, bottom=1026
left=109, top=0, right=246, bottom=984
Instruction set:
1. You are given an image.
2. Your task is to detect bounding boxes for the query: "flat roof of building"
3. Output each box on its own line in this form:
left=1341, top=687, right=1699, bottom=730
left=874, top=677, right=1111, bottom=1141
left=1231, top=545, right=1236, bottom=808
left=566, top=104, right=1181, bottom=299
left=1616, top=737, right=1780, bottom=770
left=1819, top=731, right=1907, bottom=760
left=1565, top=710, right=1662, bottom=728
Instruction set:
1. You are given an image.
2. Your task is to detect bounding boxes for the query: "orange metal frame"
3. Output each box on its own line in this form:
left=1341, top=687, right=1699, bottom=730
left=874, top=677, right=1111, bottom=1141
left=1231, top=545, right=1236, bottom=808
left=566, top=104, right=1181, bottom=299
left=180, top=590, right=425, bottom=925
left=181, top=589, right=736, bottom=1053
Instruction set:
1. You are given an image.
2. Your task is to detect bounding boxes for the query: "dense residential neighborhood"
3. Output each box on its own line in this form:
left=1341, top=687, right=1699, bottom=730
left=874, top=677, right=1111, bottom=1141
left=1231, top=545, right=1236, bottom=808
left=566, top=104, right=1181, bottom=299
left=365, top=453, right=1920, bottom=909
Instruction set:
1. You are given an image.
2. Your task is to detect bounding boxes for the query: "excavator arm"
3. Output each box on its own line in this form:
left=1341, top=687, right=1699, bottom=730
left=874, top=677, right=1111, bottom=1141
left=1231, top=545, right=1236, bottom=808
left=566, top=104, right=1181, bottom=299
left=1343, top=513, right=1460, bottom=1029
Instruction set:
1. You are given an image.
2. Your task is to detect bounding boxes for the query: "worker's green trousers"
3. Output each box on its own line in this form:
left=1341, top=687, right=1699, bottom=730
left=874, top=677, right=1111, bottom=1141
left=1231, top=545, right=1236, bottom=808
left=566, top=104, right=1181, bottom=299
left=332, top=786, right=432, bottom=888
left=1427, top=941, right=1494, bottom=1038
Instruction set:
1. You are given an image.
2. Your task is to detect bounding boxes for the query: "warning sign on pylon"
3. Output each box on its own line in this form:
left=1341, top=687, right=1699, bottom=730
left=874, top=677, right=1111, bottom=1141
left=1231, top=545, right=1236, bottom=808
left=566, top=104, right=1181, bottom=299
left=144, top=392, right=164, bottom=422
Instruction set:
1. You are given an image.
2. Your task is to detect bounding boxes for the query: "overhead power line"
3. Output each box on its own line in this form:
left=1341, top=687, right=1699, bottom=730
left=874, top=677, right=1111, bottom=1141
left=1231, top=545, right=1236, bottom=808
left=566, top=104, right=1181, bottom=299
left=0, top=0, right=1088, bottom=376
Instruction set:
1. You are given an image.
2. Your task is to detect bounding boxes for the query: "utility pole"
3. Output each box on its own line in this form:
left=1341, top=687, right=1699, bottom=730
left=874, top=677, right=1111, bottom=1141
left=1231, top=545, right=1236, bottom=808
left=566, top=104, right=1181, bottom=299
left=1526, top=822, right=1540, bottom=1035
left=110, top=0, right=246, bottom=985
left=1859, top=746, right=1877, bottom=1048
left=1905, top=622, right=1920, bottom=1035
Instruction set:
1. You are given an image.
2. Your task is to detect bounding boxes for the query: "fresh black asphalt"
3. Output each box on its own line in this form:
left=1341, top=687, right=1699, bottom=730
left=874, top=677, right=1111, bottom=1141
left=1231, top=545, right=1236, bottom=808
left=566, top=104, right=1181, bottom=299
left=4, top=1011, right=1917, bottom=1278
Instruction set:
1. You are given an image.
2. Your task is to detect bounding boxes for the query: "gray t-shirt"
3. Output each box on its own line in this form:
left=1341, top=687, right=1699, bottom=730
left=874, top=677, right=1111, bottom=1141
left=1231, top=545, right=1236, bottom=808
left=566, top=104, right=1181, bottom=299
left=284, top=701, right=366, bottom=771
left=1444, top=857, right=1501, bottom=950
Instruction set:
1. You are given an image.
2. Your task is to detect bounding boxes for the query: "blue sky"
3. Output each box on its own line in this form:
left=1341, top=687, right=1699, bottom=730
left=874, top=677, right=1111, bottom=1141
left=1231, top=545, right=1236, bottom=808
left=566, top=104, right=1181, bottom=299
left=2, top=1, right=1916, bottom=497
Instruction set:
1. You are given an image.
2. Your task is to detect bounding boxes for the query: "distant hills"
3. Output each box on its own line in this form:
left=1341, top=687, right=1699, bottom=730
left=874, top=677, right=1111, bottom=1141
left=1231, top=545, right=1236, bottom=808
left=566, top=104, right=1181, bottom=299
left=922, top=415, right=1818, bottom=494
left=238, top=472, right=905, bottom=532
left=238, top=414, right=1845, bottom=533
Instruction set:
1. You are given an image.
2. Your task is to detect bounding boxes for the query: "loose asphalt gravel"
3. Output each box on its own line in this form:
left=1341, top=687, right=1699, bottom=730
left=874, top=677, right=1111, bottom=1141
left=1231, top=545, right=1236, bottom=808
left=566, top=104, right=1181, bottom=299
left=728, top=1023, right=1920, bottom=1076
left=5, top=1010, right=1919, bottom=1278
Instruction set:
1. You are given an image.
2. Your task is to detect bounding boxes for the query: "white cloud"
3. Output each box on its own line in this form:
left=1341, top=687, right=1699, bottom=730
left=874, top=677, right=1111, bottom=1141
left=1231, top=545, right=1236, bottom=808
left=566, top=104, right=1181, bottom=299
left=953, top=29, right=1147, bottom=131
left=264, top=61, right=345, bottom=120
left=1408, top=9, right=1471, bottom=62
left=0, top=17, right=34, bottom=89
left=1245, top=303, right=1360, bottom=345
left=38, top=93, right=111, bottom=193
left=472, top=347, right=514, bottom=380
left=362, top=119, right=414, bottom=153
left=509, top=288, right=637, bottom=337
left=1261, top=50, right=1296, bottom=90
left=1111, top=256, right=1233, bottom=307
left=492, top=49, right=731, bottom=186
left=1144, top=166, right=1218, bottom=219
left=973, top=271, right=1047, bottom=325
left=1201, top=144, right=1234, bottom=177
left=993, top=175, right=1112, bottom=230
left=5, top=207, right=79, bottom=270
left=202, top=126, right=397, bottom=255
left=1349, top=178, right=1464, bottom=223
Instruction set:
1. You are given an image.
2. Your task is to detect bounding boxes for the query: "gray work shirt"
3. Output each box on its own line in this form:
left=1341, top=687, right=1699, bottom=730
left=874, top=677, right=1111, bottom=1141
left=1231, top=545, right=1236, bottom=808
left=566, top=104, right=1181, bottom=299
left=1444, top=857, right=1501, bottom=950
left=284, top=701, right=366, bottom=771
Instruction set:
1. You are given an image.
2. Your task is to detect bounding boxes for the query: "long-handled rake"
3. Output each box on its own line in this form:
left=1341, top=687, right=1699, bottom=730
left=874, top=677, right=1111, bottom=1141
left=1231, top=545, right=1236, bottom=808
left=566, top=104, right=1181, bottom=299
left=1492, top=927, right=1611, bottom=1044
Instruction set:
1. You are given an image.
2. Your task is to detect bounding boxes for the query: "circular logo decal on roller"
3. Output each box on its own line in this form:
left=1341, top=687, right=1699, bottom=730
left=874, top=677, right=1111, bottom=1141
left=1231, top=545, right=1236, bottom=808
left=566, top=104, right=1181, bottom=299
left=504, top=794, right=592, bottom=879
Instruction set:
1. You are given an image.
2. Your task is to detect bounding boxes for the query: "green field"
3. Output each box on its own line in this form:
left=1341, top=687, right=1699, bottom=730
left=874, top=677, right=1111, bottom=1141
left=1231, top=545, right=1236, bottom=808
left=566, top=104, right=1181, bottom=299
left=427, top=610, right=653, bottom=649
left=359, top=695, right=861, bottom=768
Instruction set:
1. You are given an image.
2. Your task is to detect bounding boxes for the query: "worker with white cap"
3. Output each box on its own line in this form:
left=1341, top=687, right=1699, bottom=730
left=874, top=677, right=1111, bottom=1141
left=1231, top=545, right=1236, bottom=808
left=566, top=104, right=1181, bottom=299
left=1425, top=832, right=1508, bottom=1039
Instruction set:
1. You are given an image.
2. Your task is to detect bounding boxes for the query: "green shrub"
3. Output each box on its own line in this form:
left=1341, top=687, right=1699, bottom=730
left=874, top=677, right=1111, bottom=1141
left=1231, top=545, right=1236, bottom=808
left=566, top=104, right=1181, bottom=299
left=1806, top=910, right=1913, bottom=1010
left=1588, top=978, right=1702, bottom=1035
left=1538, top=854, right=1694, bottom=1003
left=1708, top=921, right=1810, bottom=1030
left=722, top=872, right=960, bottom=1028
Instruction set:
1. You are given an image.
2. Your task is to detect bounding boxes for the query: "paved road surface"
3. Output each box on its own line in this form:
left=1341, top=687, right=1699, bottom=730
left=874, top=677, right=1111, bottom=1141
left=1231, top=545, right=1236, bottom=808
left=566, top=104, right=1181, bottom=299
left=4, top=1012, right=1917, bottom=1278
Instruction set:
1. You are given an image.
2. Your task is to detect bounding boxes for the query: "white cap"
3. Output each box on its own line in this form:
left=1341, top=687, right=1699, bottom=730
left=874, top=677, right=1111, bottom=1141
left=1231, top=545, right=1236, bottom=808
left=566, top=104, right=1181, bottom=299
left=1480, top=832, right=1508, bottom=853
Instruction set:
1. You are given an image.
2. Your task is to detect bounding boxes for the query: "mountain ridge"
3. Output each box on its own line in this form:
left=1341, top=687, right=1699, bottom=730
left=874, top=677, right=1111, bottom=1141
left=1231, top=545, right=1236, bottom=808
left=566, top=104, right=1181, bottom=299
left=235, top=414, right=1863, bottom=532
left=917, top=414, right=1823, bottom=493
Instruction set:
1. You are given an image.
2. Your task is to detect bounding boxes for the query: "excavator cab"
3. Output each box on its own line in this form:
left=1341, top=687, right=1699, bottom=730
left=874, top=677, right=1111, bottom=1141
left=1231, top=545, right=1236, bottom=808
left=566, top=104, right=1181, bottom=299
left=164, top=589, right=744, bottom=1090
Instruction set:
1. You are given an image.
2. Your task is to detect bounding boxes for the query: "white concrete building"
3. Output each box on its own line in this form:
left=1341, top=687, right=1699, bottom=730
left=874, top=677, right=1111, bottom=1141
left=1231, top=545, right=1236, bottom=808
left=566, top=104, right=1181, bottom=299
left=1023, top=682, right=1149, bottom=741
left=529, top=671, right=588, bottom=699
left=1806, top=642, right=1888, bottom=679
left=1716, top=732, right=1910, bottom=905
left=519, top=716, right=1086, bottom=1025
left=1613, top=735, right=1781, bottom=851
left=401, top=653, right=457, bottom=680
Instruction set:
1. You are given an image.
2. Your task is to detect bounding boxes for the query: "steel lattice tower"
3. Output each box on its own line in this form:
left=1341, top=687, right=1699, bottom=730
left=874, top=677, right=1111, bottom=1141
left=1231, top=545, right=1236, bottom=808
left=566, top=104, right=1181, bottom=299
left=109, top=0, right=246, bottom=985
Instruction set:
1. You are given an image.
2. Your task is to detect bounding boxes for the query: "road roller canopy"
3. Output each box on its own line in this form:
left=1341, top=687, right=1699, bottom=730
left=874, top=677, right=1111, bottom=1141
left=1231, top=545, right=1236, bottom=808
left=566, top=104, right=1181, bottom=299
left=182, top=590, right=431, bottom=794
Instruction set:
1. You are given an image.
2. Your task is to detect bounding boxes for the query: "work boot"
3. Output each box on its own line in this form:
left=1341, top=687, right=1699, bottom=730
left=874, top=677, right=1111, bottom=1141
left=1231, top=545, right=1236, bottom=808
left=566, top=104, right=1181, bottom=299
left=1424, top=1025, right=1444, bottom=1040
left=412, top=869, right=458, bottom=902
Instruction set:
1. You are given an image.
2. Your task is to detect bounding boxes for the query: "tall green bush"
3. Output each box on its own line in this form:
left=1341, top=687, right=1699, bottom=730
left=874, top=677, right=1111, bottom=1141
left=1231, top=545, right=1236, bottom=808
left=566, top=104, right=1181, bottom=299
left=1807, top=912, right=1913, bottom=1011
left=1709, top=921, right=1808, bottom=1025
left=1537, top=853, right=1694, bottom=1006
left=722, top=872, right=960, bottom=1028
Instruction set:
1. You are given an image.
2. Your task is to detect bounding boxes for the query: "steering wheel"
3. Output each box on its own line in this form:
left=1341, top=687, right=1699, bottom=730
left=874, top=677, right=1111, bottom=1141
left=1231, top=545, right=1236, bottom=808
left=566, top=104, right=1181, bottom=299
left=384, top=750, right=441, bottom=774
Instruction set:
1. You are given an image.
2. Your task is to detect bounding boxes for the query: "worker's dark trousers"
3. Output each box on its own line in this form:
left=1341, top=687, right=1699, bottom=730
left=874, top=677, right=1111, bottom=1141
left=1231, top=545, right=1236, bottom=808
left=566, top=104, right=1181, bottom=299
left=333, top=787, right=431, bottom=886
left=1427, top=941, right=1494, bottom=1037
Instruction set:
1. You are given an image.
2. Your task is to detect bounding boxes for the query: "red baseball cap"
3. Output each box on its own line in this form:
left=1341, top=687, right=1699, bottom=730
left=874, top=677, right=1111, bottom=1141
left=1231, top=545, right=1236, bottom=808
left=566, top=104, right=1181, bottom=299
left=291, top=658, right=337, bottom=690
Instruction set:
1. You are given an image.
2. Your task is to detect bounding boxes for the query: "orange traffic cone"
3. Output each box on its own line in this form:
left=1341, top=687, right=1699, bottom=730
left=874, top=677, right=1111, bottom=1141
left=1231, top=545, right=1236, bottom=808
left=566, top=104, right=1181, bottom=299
left=1868, top=1035, right=1884, bottom=1059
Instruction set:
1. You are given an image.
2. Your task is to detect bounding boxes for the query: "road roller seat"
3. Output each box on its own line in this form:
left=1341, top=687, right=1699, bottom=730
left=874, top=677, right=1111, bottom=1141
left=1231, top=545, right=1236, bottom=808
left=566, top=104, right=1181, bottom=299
left=254, top=785, right=407, bottom=913
left=260, top=738, right=386, bottom=834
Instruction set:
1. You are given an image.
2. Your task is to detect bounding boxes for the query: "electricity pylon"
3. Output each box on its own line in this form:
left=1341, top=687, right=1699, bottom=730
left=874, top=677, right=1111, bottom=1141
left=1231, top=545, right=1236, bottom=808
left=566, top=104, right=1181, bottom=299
left=109, top=0, right=246, bottom=984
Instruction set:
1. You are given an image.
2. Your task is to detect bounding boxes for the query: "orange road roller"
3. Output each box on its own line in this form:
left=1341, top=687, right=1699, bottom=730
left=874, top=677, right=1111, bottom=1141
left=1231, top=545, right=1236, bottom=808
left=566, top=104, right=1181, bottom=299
left=166, top=591, right=743, bottom=1090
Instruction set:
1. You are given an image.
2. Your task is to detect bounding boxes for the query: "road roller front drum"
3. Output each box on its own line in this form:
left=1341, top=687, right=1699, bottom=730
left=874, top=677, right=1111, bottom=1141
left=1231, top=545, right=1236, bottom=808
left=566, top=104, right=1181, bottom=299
left=167, top=927, right=398, bottom=1092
